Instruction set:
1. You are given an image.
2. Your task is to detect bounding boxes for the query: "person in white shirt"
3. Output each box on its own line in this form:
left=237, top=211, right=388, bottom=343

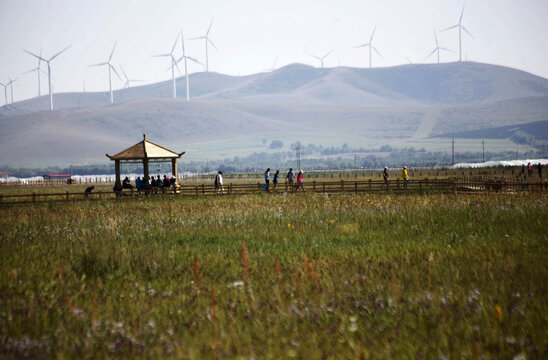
left=215, top=171, right=224, bottom=194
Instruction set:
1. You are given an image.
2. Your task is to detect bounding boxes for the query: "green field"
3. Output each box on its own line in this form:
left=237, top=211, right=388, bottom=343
left=1, top=193, right=547, bottom=358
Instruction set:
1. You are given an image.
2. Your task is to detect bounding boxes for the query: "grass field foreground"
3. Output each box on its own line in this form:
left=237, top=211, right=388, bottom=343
left=1, top=193, right=547, bottom=358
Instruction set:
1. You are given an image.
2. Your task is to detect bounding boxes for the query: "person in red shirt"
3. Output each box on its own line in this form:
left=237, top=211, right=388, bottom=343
left=295, top=170, right=305, bottom=192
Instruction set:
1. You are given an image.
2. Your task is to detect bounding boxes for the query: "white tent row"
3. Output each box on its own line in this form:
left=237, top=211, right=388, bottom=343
left=452, top=159, right=548, bottom=169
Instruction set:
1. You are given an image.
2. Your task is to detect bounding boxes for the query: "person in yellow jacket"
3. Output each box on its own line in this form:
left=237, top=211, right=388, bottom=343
left=402, top=166, right=409, bottom=189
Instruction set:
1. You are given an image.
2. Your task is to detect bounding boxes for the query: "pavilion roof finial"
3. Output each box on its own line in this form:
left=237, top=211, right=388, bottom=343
left=143, top=133, right=147, bottom=141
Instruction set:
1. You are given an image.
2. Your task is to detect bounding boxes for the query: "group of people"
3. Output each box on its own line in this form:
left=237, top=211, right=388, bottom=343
left=383, top=166, right=409, bottom=189
left=120, top=175, right=177, bottom=191
left=265, top=168, right=304, bottom=192
left=521, top=162, right=543, bottom=179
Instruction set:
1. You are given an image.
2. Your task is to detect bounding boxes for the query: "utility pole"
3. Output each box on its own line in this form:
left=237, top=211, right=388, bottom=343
left=451, top=138, right=455, bottom=166
left=482, top=139, right=485, bottom=163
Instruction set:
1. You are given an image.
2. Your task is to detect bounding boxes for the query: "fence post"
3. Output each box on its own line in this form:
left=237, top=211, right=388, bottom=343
left=202, top=184, right=205, bottom=195
left=369, top=179, right=372, bottom=191
left=354, top=181, right=358, bottom=193
left=323, top=182, right=326, bottom=193
left=33, top=192, right=36, bottom=202
left=419, top=180, right=422, bottom=192
left=195, top=186, right=199, bottom=196
left=66, top=191, right=69, bottom=200
left=341, top=179, right=344, bottom=192
left=313, top=180, right=316, bottom=192
left=229, top=183, right=232, bottom=195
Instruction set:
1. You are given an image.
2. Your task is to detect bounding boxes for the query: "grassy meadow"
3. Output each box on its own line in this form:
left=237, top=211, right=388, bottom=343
left=1, top=192, right=547, bottom=358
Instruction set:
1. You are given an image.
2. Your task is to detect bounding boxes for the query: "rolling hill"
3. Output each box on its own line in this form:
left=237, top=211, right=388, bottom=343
left=0, top=62, right=547, bottom=167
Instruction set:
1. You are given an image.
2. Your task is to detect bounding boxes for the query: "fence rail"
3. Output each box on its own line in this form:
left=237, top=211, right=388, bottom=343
left=0, top=179, right=546, bottom=205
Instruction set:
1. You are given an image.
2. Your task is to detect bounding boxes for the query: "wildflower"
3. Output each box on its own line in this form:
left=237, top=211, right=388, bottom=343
left=495, top=305, right=503, bottom=322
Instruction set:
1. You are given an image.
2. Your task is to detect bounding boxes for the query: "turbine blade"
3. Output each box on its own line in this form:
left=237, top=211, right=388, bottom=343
left=110, top=64, right=122, bottom=80
left=434, top=31, right=439, bottom=47
left=152, top=54, right=171, bottom=57
left=323, top=49, right=334, bottom=59
left=439, top=47, right=454, bottom=52
left=22, top=68, right=39, bottom=75
left=352, top=43, right=368, bottom=49
left=208, top=39, right=218, bottom=52
left=180, top=30, right=186, bottom=54
left=49, top=45, right=71, bottom=61
left=206, top=18, right=214, bottom=36
left=174, top=58, right=182, bottom=75
left=424, top=49, right=437, bottom=61
left=120, top=65, right=129, bottom=81
left=88, top=62, right=108, bottom=67
left=462, top=26, right=474, bottom=38
left=372, top=46, right=382, bottom=59
left=441, top=24, right=458, bottom=31
left=188, top=36, right=205, bottom=40
left=171, top=33, right=180, bottom=54
left=187, top=56, right=202, bottom=65
left=459, top=5, right=465, bottom=24
left=23, top=49, right=47, bottom=62
left=307, top=53, right=321, bottom=60
left=369, top=26, right=376, bottom=43
left=109, top=42, right=117, bottom=62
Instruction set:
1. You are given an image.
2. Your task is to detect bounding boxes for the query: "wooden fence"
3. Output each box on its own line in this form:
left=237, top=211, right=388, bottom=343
left=1, top=178, right=546, bottom=205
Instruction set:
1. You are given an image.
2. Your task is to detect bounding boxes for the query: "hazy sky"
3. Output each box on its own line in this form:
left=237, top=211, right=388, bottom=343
left=1, top=0, right=547, bottom=103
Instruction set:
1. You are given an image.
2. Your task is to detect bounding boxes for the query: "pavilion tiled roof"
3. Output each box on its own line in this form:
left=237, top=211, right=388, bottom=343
left=106, top=134, right=185, bottom=160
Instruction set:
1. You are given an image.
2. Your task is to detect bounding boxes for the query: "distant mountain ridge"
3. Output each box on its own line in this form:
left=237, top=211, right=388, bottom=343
left=0, top=62, right=547, bottom=167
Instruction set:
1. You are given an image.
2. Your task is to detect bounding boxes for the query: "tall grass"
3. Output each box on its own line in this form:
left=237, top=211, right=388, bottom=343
left=0, top=193, right=547, bottom=358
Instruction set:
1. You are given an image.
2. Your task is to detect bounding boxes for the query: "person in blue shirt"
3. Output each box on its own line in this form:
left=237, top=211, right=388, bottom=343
left=273, top=170, right=279, bottom=190
left=264, top=168, right=271, bottom=191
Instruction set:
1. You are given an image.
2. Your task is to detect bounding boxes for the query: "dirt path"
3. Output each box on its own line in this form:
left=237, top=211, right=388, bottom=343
left=412, top=108, right=442, bottom=139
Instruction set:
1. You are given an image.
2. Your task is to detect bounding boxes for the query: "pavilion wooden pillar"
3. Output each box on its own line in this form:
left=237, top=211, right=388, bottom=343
left=143, top=158, right=150, bottom=183
left=115, top=160, right=121, bottom=190
left=172, top=158, right=178, bottom=179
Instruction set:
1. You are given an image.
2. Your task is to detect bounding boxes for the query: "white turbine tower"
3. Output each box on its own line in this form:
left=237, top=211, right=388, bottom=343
left=89, top=43, right=121, bottom=104
left=352, top=26, right=381, bottom=69
left=22, top=49, right=44, bottom=97
left=153, top=33, right=181, bottom=98
left=307, top=50, right=334, bottom=68
left=7, top=78, right=18, bottom=104
left=119, top=65, right=143, bottom=89
left=425, top=30, right=452, bottom=64
left=190, top=19, right=217, bottom=72
left=176, top=30, right=201, bottom=101
left=442, top=5, right=473, bottom=62
left=0, top=82, right=8, bottom=106
left=23, top=45, right=71, bottom=111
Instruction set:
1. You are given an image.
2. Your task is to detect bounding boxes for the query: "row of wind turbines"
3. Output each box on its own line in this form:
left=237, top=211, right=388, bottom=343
left=309, top=6, right=472, bottom=69
left=2, top=20, right=216, bottom=111
left=3, top=6, right=472, bottom=112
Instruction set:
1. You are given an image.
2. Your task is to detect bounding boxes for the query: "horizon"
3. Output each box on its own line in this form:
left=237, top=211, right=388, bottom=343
left=0, top=0, right=547, bottom=104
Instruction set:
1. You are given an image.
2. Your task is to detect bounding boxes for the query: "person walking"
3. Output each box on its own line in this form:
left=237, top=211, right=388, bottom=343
left=528, top=162, right=532, bottom=175
left=286, top=168, right=295, bottom=190
left=383, top=167, right=389, bottom=189
left=264, top=168, right=271, bottom=191
left=295, top=170, right=305, bottom=192
left=402, top=166, right=409, bottom=189
left=215, top=171, right=224, bottom=194
left=273, top=170, right=279, bottom=190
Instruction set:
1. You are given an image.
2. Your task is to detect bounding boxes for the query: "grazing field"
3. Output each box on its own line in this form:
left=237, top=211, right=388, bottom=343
left=1, top=193, right=547, bottom=358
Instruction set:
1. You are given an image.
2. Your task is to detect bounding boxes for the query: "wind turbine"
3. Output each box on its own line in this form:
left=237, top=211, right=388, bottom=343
left=22, top=45, right=71, bottom=111
left=7, top=78, right=18, bottom=104
left=89, top=42, right=121, bottom=104
left=176, top=30, right=201, bottom=101
left=442, top=5, right=473, bottom=62
left=307, top=50, right=334, bottom=68
left=190, top=19, right=217, bottom=72
left=119, top=65, right=143, bottom=89
left=153, top=33, right=181, bottom=98
left=0, top=82, right=8, bottom=106
left=22, top=49, right=44, bottom=97
left=352, top=26, right=381, bottom=68
left=424, top=30, right=452, bottom=64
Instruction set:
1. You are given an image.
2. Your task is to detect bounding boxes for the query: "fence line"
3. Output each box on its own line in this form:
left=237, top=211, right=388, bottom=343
left=1, top=178, right=546, bottom=205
